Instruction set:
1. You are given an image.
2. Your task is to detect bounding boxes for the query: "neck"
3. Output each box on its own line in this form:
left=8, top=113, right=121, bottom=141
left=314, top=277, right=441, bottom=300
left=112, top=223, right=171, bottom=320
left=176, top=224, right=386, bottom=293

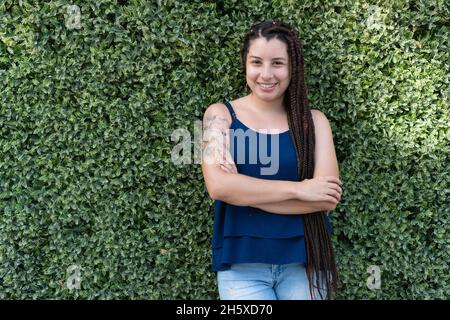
left=247, top=93, right=285, bottom=115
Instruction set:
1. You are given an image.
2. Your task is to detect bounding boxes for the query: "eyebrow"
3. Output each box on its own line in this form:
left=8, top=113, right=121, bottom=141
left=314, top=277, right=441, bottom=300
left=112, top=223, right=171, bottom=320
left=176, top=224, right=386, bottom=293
left=249, top=55, right=287, bottom=61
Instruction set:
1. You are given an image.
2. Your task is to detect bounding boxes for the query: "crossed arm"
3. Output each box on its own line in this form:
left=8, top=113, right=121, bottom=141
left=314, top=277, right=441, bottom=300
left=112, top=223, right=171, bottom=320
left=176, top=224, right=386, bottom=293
left=253, top=199, right=335, bottom=215
left=252, top=110, right=341, bottom=214
left=201, top=104, right=341, bottom=215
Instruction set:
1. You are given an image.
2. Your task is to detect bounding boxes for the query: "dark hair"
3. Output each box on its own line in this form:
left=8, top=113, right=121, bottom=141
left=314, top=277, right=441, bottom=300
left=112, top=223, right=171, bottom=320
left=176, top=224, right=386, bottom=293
left=240, top=19, right=340, bottom=299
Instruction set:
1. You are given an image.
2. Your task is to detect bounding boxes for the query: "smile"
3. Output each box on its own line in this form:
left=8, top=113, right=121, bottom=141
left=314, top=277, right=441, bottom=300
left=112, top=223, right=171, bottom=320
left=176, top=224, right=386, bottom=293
left=257, top=82, right=278, bottom=88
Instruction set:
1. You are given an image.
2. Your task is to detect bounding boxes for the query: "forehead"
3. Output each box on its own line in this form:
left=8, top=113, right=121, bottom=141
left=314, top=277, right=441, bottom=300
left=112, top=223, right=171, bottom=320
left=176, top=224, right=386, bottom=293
left=247, top=37, right=288, bottom=59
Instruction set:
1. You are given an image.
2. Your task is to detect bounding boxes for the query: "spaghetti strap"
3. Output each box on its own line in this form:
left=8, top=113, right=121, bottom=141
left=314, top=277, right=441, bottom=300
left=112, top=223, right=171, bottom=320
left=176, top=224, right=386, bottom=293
left=224, top=100, right=237, bottom=120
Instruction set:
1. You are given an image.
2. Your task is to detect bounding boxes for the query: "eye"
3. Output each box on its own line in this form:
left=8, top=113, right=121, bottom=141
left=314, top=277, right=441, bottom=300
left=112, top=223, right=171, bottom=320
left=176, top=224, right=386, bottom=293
left=251, top=60, right=284, bottom=65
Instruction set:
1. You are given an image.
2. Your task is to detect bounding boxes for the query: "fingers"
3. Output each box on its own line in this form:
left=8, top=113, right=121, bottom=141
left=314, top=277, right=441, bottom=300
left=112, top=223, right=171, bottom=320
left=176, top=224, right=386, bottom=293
left=321, top=176, right=342, bottom=186
left=220, top=164, right=232, bottom=173
left=325, top=190, right=340, bottom=202
left=325, top=195, right=339, bottom=204
left=330, top=176, right=342, bottom=186
left=224, top=151, right=235, bottom=165
left=325, top=182, right=342, bottom=202
left=322, top=176, right=343, bottom=201
left=330, top=183, right=343, bottom=197
left=334, top=190, right=341, bottom=202
left=220, top=163, right=238, bottom=174
left=221, top=149, right=237, bottom=173
left=331, top=187, right=342, bottom=201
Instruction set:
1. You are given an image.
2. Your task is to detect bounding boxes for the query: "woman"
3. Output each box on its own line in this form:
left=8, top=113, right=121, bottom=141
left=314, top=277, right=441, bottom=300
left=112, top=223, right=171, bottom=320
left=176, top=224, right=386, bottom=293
left=201, top=19, right=343, bottom=300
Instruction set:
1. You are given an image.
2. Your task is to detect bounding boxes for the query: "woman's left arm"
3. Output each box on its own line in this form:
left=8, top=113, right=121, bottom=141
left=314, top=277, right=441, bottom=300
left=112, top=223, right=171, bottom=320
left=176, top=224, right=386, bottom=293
left=252, top=199, right=334, bottom=214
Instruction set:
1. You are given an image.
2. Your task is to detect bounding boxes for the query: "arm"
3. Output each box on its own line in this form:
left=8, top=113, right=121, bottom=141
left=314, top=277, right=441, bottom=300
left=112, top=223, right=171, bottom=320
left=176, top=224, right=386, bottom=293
left=252, top=199, right=334, bottom=215
left=249, top=109, right=342, bottom=214
left=208, top=171, right=301, bottom=206
left=201, top=103, right=302, bottom=206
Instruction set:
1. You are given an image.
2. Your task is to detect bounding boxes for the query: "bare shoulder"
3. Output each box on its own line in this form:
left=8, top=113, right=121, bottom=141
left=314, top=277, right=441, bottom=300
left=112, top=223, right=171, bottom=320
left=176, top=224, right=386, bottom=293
left=311, top=109, right=332, bottom=130
left=203, top=103, right=232, bottom=128
left=310, top=108, right=328, bottom=122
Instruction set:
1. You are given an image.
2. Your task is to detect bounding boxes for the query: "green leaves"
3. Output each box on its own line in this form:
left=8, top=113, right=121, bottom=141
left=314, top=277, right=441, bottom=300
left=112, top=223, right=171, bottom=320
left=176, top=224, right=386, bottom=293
left=0, top=0, right=448, bottom=299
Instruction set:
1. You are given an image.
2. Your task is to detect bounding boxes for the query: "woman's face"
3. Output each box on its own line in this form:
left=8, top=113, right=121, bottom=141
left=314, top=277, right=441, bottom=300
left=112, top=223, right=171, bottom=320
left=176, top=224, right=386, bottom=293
left=246, top=37, right=291, bottom=101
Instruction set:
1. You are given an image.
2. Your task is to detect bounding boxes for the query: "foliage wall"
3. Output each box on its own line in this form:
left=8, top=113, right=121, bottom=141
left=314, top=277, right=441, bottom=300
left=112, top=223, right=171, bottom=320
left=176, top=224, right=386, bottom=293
left=0, top=0, right=448, bottom=299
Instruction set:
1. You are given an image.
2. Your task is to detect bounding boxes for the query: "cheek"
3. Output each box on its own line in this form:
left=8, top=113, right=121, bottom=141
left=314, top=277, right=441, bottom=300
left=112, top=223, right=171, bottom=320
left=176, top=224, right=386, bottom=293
left=277, top=68, right=290, bottom=80
left=246, top=68, right=259, bottom=80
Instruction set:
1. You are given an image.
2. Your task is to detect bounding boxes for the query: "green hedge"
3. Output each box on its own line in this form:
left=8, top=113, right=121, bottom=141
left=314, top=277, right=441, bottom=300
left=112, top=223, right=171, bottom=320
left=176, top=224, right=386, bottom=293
left=0, top=0, right=448, bottom=299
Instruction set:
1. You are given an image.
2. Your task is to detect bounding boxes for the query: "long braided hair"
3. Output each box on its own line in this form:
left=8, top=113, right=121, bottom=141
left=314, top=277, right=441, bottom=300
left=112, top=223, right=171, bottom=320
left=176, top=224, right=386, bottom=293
left=240, top=19, right=339, bottom=299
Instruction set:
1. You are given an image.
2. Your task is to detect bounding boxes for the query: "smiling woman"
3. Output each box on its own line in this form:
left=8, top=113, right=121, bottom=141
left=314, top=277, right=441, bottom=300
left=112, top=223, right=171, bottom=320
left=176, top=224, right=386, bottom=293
left=201, top=19, right=342, bottom=300
left=246, top=39, right=291, bottom=97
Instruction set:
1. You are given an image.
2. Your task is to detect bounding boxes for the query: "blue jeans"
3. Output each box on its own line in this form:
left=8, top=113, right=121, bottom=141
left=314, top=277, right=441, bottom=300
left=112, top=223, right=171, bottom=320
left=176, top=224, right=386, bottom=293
left=217, top=263, right=327, bottom=300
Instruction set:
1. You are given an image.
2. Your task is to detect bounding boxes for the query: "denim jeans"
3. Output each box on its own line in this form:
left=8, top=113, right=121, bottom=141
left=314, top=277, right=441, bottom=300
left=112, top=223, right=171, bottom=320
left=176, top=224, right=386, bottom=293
left=217, top=263, right=327, bottom=300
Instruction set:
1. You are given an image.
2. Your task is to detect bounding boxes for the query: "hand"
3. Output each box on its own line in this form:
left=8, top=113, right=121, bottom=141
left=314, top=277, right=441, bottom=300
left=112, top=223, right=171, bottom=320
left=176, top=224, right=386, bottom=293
left=219, top=149, right=238, bottom=174
left=296, top=176, right=343, bottom=204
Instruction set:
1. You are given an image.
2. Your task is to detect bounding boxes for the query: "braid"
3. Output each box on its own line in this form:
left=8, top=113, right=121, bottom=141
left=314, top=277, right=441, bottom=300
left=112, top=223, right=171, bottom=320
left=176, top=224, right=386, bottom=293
left=240, top=19, right=340, bottom=299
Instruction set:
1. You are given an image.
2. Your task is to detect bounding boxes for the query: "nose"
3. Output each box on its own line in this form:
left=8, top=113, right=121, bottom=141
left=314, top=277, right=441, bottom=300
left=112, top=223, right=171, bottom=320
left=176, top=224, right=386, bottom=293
left=260, top=63, right=273, bottom=80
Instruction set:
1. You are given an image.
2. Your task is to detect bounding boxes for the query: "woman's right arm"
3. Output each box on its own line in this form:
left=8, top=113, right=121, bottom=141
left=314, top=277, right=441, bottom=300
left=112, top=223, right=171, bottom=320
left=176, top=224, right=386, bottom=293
left=201, top=103, right=316, bottom=206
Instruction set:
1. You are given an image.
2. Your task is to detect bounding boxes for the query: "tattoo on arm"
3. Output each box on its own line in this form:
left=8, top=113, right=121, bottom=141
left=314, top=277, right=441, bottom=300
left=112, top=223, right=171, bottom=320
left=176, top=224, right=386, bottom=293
left=202, top=114, right=231, bottom=165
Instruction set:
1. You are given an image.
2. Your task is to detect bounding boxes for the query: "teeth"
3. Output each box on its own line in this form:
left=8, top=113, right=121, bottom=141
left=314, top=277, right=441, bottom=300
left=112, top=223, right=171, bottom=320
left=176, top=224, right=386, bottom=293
left=259, top=83, right=276, bottom=88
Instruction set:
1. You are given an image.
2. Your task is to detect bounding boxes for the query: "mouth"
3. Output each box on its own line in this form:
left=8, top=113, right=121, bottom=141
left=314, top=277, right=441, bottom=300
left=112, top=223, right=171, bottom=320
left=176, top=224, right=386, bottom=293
left=257, top=82, right=278, bottom=89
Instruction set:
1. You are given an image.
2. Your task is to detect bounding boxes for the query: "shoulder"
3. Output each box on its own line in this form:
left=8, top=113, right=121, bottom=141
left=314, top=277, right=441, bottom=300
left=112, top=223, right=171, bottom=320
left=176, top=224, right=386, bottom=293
left=203, top=103, right=232, bottom=128
left=205, top=102, right=228, bottom=114
left=310, top=109, right=333, bottom=137
left=310, top=109, right=328, bottom=123
left=311, top=109, right=332, bottom=128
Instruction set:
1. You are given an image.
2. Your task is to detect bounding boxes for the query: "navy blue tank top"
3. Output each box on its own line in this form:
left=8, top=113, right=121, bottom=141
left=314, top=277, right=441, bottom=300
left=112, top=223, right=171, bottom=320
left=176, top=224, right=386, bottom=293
left=211, top=100, right=332, bottom=272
